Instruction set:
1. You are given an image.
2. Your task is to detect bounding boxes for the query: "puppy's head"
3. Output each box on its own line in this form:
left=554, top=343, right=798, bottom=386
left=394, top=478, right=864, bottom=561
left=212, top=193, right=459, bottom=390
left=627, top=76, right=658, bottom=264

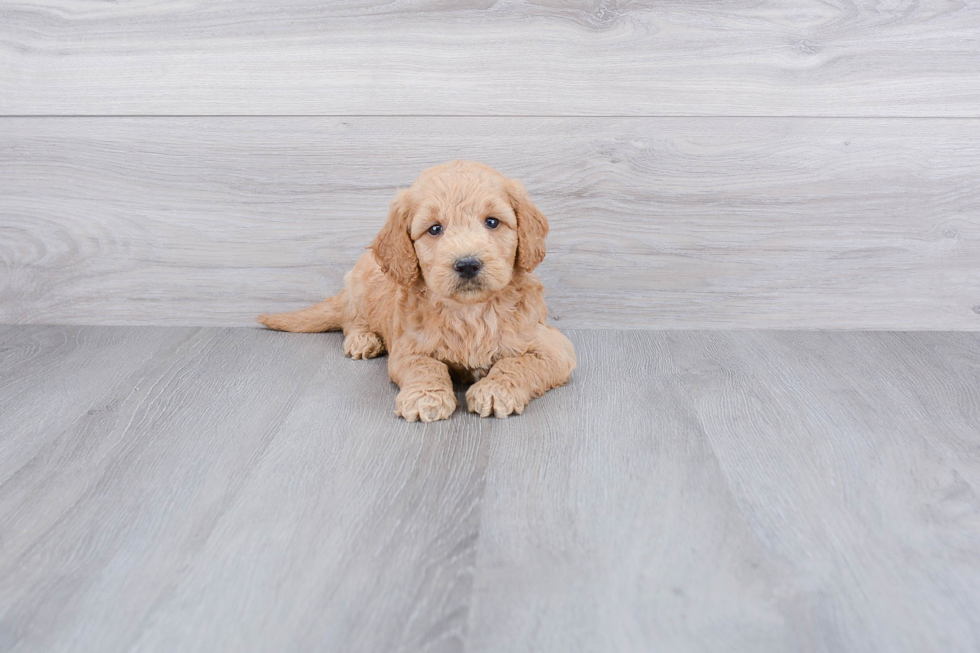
left=371, top=161, right=548, bottom=303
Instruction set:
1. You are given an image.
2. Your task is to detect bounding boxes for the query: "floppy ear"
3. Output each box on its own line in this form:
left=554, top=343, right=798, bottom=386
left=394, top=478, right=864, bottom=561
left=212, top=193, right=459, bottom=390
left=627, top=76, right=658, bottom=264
left=508, top=179, right=549, bottom=272
left=370, top=189, right=420, bottom=286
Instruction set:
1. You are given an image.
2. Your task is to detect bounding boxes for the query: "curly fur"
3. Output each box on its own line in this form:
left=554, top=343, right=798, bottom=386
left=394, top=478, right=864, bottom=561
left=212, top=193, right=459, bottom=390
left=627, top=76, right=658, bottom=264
left=258, top=161, right=576, bottom=422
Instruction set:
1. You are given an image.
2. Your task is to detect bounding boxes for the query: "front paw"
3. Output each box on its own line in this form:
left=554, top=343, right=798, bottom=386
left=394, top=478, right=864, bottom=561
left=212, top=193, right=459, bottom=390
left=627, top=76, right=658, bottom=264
left=466, top=377, right=531, bottom=418
left=344, top=331, right=385, bottom=360
left=395, top=385, right=456, bottom=423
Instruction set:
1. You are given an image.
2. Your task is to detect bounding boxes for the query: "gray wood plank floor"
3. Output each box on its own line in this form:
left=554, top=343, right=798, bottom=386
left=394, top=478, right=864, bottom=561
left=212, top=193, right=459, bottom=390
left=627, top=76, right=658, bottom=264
left=3, top=0, right=979, bottom=116
left=3, top=117, right=979, bottom=330
left=1, top=326, right=978, bottom=652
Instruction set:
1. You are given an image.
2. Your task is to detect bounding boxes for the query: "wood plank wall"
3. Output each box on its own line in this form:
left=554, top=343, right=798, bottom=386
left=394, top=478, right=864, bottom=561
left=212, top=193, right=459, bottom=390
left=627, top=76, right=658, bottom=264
left=1, top=1, right=979, bottom=329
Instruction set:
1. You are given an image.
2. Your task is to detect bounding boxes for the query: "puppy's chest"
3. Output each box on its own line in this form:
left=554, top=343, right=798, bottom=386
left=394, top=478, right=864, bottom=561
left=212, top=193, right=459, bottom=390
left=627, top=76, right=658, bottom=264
left=417, top=311, right=523, bottom=372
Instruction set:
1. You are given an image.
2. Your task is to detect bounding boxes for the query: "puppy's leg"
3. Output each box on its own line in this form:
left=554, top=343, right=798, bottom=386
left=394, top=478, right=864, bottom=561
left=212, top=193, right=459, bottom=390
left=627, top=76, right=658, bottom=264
left=467, top=325, right=576, bottom=418
left=389, top=352, right=456, bottom=423
left=343, top=322, right=385, bottom=360
left=258, top=292, right=348, bottom=333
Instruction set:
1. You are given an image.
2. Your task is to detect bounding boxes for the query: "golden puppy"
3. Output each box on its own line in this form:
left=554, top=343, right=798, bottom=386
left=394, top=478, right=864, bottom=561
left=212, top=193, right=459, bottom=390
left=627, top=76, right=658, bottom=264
left=258, top=161, right=576, bottom=422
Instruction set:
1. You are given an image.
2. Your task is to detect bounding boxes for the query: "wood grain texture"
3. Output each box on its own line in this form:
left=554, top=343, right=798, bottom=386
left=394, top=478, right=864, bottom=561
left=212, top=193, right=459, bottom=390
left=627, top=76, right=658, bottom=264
left=1, top=0, right=979, bottom=116
left=0, top=326, right=195, bottom=487
left=1, top=326, right=979, bottom=651
left=468, top=329, right=796, bottom=652
left=669, top=330, right=980, bottom=652
left=0, top=325, right=488, bottom=652
left=2, top=117, right=978, bottom=329
left=469, top=329, right=980, bottom=652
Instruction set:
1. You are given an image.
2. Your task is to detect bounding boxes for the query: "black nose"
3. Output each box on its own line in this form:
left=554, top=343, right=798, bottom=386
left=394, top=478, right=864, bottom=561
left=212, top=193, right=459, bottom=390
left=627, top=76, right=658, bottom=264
left=454, top=256, right=482, bottom=279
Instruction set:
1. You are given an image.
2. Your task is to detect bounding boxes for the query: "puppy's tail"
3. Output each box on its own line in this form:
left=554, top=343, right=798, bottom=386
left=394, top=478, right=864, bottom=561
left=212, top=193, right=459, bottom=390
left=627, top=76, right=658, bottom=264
left=257, top=292, right=348, bottom=333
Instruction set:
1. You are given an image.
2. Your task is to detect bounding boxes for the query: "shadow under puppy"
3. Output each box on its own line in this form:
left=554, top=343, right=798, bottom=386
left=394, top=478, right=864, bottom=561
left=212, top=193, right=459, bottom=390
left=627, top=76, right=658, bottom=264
left=258, top=161, right=576, bottom=422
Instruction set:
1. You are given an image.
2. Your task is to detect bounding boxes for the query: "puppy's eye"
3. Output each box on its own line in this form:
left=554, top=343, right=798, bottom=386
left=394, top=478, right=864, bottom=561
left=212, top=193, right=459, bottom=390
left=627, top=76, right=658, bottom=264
left=484, top=217, right=500, bottom=229
left=427, top=224, right=443, bottom=236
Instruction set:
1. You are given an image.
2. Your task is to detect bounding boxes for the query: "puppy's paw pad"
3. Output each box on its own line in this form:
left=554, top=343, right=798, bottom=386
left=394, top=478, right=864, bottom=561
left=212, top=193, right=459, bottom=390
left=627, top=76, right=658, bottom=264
left=344, top=331, right=385, bottom=359
left=466, top=378, right=530, bottom=418
left=396, top=386, right=456, bottom=423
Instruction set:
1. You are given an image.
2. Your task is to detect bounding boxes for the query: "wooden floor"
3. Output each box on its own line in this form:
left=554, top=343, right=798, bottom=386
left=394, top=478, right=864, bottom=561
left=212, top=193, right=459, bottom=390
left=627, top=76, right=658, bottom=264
left=1, top=325, right=978, bottom=652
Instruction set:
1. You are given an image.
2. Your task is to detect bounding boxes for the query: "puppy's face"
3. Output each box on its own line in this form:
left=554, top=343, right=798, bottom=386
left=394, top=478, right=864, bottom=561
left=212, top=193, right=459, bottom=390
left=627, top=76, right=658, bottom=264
left=371, top=161, right=549, bottom=304
left=410, top=183, right=519, bottom=303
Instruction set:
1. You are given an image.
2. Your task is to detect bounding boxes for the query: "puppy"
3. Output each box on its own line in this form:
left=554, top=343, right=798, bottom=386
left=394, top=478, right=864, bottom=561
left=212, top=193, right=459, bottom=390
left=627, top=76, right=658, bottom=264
left=258, top=161, right=575, bottom=422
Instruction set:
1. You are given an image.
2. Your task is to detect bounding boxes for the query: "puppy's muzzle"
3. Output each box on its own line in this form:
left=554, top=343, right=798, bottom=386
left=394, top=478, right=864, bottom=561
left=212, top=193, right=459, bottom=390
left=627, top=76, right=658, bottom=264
left=453, top=256, right=482, bottom=280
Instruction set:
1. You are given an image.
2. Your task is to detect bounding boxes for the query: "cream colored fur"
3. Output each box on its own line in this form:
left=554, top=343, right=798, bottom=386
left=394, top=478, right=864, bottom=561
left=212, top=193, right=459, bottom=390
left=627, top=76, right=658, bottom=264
left=258, top=161, right=575, bottom=422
